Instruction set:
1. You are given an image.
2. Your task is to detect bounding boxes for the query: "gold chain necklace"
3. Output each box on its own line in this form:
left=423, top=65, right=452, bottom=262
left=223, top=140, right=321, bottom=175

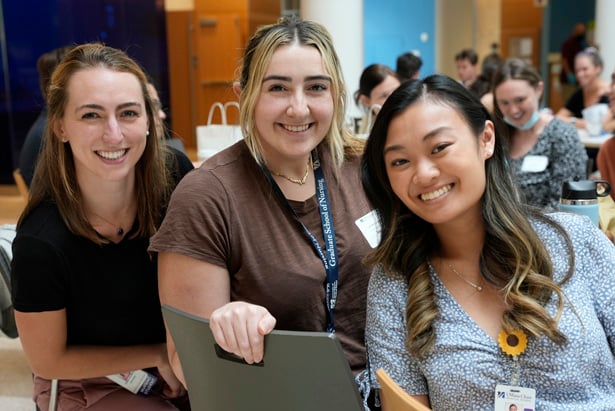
left=445, top=261, right=483, bottom=292
left=273, top=157, right=311, bottom=186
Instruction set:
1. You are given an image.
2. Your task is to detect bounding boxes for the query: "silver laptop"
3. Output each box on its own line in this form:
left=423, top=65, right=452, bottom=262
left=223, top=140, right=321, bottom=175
left=162, top=305, right=365, bottom=411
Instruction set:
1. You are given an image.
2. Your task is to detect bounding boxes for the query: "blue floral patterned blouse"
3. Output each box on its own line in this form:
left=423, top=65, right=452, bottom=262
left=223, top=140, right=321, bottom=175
left=510, top=118, right=588, bottom=211
left=366, top=212, right=615, bottom=410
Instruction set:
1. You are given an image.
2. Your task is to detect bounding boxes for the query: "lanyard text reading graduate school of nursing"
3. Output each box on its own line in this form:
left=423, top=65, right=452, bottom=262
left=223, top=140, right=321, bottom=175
left=262, top=149, right=339, bottom=333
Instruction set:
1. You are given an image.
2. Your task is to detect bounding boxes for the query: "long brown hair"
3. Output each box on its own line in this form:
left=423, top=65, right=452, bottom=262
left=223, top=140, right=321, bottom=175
left=20, top=43, right=173, bottom=244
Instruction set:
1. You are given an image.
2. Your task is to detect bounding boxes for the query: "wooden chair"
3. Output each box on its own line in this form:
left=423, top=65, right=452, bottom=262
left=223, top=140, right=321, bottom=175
left=375, top=368, right=432, bottom=411
left=12, top=169, right=29, bottom=202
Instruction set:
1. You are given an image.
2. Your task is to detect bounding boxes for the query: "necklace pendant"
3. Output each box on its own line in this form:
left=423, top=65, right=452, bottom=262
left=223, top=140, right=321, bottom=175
left=273, top=157, right=312, bottom=186
left=445, top=260, right=484, bottom=292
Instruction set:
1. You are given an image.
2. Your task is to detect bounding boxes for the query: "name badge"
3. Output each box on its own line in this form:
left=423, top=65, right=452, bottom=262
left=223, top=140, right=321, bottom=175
left=494, top=384, right=536, bottom=411
left=521, top=155, right=548, bottom=172
left=355, top=210, right=381, bottom=248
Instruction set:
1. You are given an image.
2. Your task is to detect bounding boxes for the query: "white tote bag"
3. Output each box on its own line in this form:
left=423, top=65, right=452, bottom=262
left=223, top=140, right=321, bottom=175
left=196, top=102, right=242, bottom=161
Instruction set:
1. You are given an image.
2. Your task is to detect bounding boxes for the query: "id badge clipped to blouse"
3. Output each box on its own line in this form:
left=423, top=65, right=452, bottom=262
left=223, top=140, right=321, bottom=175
left=494, top=329, right=536, bottom=411
left=494, top=385, right=536, bottom=411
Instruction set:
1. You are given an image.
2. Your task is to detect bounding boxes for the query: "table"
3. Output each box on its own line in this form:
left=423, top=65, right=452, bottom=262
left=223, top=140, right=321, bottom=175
left=578, top=129, right=612, bottom=148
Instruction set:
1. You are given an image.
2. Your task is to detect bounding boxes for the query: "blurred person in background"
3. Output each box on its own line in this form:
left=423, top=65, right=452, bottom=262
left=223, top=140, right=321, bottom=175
left=395, top=52, right=422, bottom=82
left=354, top=64, right=401, bottom=135
left=454, top=48, right=479, bottom=89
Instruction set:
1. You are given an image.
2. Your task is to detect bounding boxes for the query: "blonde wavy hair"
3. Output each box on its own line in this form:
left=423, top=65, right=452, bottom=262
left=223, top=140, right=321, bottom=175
left=236, top=16, right=363, bottom=168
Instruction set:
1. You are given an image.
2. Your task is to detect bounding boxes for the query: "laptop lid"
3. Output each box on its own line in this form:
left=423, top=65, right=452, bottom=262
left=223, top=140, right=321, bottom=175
left=162, top=305, right=365, bottom=411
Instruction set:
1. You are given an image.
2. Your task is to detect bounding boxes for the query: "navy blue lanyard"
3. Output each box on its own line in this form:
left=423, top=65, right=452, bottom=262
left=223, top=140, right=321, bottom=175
left=261, top=150, right=339, bottom=333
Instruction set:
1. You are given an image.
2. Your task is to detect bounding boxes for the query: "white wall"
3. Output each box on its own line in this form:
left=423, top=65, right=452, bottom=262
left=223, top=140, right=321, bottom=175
left=301, top=0, right=363, bottom=119
left=595, top=0, right=615, bottom=81
left=436, top=0, right=474, bottom=77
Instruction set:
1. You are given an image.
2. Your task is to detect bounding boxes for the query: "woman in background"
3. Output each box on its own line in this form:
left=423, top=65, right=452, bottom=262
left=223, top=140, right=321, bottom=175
left=493, top=58, right=587, bottom=209
left=354, top=63, right=400, bottom=135
left=556, top=47, right=610, bottom=129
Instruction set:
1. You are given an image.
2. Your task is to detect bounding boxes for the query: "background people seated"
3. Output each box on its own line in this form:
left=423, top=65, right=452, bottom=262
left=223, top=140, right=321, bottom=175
left=493, top=58, right=587, bottom=210
left=18, top=45, right=72, bottom=187
left=454, top=48, right=479, bottom=88
left=145, top=78, right=186, bottom=153
left=354, top=64, right=401, bottom=135
left=559, top=22, right=587, bottom=103
left=468, top=44, right=503, bottom=113
left=556, top=47, right=610, bottom=130
left=395, top=52, right=422, bottom=82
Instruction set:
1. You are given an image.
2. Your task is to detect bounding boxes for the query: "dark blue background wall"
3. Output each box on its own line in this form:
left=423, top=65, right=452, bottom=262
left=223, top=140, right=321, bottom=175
left=547, top=0, right=595, bottom=53
left=0, top=0, right=168, bottom=184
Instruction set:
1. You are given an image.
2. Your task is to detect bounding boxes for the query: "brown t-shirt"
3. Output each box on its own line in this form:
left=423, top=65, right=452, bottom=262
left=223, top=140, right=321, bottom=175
left=149, top=141, right=375, bottom=372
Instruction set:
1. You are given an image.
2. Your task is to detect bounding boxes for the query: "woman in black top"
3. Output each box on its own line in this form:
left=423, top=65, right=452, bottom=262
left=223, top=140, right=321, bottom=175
left=11, top=43, right=192, bottom=411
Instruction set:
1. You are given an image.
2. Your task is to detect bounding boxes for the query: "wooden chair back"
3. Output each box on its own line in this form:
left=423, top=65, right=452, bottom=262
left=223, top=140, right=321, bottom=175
left=375, top=368, right=432, bottom=411
left=12, top=169, right=28, bottom=202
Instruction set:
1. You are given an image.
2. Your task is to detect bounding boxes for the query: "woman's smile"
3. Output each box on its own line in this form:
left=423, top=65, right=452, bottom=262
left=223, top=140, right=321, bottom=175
left=420, top=183, right=453, bottom=201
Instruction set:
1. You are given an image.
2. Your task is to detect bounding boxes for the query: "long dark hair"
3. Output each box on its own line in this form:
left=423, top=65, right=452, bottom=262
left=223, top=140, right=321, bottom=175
left=354, top=63, right=398, bottom=105
left=361, top=75, right=573, bottom=358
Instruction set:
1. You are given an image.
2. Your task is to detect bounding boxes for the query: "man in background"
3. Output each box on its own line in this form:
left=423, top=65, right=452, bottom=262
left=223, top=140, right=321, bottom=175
left=454, top=48, right=479, bottom=88
left=18, top=46, right=72, bottom=187
left=560, top=22, right=587, bottom=103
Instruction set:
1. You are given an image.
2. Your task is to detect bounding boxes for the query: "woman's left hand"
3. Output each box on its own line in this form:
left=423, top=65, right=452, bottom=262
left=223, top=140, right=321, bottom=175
left=158, top=358, right=186, bottom=398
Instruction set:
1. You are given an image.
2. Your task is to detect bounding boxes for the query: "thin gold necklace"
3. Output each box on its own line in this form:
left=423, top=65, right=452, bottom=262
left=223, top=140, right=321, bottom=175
left=89, top=211, right=125, bottom=236
left=445, top=260, right=483, bottom=292
left=273, top=157, right=312, bottom=186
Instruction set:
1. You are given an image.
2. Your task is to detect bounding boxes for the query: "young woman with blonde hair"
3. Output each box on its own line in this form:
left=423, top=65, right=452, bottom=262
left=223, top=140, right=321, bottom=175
left=151, top=16, right=377, bottom=406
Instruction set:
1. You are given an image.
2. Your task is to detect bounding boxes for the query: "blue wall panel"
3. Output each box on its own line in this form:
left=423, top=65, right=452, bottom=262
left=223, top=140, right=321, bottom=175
left=364, top=0, right=435, bottom=77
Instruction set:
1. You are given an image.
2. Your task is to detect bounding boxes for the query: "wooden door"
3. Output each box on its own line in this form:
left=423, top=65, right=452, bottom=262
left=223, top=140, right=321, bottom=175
left=501, top=27, right=541, bottom=68
left=194, top=13, right=243, bottom=126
